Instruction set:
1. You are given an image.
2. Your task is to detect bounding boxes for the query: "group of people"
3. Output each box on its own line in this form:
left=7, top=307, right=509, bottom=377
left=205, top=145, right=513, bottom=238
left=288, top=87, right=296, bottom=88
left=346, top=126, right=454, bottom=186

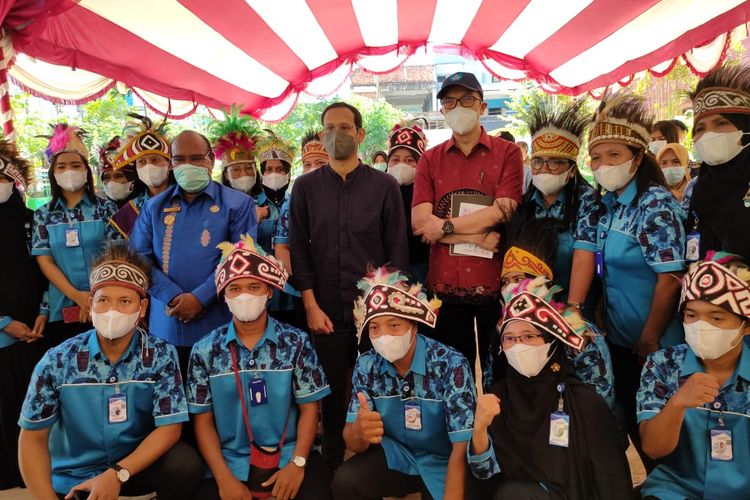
left=1, top=62, right=749, bottom=500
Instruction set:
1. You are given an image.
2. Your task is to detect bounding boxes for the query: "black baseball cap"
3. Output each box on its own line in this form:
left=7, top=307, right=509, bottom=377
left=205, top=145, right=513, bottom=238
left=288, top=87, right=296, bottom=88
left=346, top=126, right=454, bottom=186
left=437, top=72, right=483, bottom=99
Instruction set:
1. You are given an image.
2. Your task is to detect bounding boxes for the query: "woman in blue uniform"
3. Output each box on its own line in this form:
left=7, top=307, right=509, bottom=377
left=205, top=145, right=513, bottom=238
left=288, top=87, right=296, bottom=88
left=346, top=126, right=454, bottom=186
left=32, top=124, right=120, bottom=348
left=588, top=95, right=686, bottom=466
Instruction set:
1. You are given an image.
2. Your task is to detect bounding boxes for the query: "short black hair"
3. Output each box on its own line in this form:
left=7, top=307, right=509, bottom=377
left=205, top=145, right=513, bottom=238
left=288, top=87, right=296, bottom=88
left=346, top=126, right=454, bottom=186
left=321, top=102, right=363, bottom=129
left=670, top=119, right=688, bottom=133
left=652, top=120, right=680, bottom=144
left=498, top=131, right=515, bottom=143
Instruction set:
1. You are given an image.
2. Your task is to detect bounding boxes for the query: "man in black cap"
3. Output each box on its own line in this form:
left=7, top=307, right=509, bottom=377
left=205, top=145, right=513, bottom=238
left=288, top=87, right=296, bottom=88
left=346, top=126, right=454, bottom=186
left=411, top=71, right=523, bottom=371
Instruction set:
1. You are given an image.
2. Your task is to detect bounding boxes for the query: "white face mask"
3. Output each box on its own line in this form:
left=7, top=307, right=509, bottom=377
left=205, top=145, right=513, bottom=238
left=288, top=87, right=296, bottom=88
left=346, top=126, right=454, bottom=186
left=262, top=173, right=289, bottom=191
left=92, top=309, right=140, bottom=340
left=662, top=166, right=686, bottom=187
left=388, top=163, right=416, bottom=185
left=371, top=329, right=414, bottom=363
left=137, top=164, right=169, bottom=188
left=504, top=342, right=553, bottom=378
left=684, top=320, right=744, bottom=360
left=372, top=162, right=388, bottom=172
left=228, top=175, right=255, bottom=193
left=444, top=107, right=480, bottom=135
left=226, top=293, right=268, bottom=322
left=55, top=170, right=88, bottom=192
left=0, top=182, right=13, bottom=204
left=648, top=140, right=667, bottom=155
left=104, top=181, right=133, bottom=201
left=593, top=159, right=636, bottom=192
left=531, top=169, right=571, bottom=196
left=694, top=130, right=749, bottom=166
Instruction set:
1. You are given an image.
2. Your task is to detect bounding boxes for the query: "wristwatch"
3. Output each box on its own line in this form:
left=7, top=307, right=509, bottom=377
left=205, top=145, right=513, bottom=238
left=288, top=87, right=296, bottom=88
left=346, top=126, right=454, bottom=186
left=109, top=463, right=130, bottom=483
left=291, top=455, right=307, bottom=468
left=441, top=219, right=455, bottom=235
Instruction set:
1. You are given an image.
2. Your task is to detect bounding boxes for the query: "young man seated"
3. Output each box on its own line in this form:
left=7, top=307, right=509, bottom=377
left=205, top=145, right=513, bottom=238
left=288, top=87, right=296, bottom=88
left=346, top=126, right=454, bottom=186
left=638, top=252, right=750, bottom=499
left=331, top=267, right=475, bottom=500
left=188, top=235, right=332, bottom=500
left=18, top=242, right=200, bottom=500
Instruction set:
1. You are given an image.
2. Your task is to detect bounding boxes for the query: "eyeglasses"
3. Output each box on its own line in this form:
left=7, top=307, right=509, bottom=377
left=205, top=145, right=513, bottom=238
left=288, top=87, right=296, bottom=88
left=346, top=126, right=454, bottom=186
left=530, top=158, right=570, bottom=173
left=441, top=95, right=481, bottom=110
left=171, top=153, right=210, bottom=166
left=500, top=333, right=545, bottom=345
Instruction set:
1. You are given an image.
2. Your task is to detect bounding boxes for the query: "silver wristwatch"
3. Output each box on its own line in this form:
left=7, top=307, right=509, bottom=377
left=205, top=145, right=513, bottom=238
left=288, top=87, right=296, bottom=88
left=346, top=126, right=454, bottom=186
left=109, top=463, right=130, bottom=483
left=291, top=455, right=307, bottom=468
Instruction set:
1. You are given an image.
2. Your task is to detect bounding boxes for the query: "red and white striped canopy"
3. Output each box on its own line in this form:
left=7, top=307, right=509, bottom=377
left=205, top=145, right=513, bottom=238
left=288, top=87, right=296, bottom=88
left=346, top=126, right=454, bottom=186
left=2, top=0, right=749, bottom=120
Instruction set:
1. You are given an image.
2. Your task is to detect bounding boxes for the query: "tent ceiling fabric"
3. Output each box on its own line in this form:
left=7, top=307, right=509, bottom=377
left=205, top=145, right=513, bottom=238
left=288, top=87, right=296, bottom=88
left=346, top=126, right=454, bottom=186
left=2, top=0, right=749, bottom=120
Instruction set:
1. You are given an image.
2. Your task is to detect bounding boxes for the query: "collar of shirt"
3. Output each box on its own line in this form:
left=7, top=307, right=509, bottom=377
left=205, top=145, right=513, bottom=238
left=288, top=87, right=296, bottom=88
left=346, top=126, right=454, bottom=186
left=86, top=328, right=140, bottom=363
left=680, top=341, right=750, bottom=387
left=444, top=127, right=492, bottom=155
left=322, top=161, right=366, bottom=182
left=167, top=179, right=219, bottom=203
left=602, top=178, right=637, bottom=210
left=53, top=193, right=94, bottom=211
left=380, top=334, right=427, bottom=377
left=531, top=188, right=565, bottom=212
left=222, top=316, right=280, bottom=350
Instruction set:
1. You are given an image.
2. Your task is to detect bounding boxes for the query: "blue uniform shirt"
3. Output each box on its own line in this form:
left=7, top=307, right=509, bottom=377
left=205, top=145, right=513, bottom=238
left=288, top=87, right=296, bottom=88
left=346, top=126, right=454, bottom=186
left=130, top=182, right=257, bottom=346
left=19, top=329, right=188, bottom=494
left=569, top=325, right=615, bottom=410
left=254, top=190, right=287, bottom=255
left=187, top=317, right=330, bottom=481
left=637, top=343, right=750, bottom=499
left=273, top=196, right=290, bottom=246
left=530, top=181, right=599, bottom=296
left=597, top=181, right=686, bottom=348
left=682, top=177, right=697, bottom=213
left=32, top=195, right=120, bottom=322
left=346, top=335, right=475, bottom=500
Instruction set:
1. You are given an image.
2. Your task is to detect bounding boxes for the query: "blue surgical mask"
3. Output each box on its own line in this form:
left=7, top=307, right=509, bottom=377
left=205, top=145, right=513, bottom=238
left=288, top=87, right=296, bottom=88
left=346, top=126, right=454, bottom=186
left=173, top=164, right=210, bottom=193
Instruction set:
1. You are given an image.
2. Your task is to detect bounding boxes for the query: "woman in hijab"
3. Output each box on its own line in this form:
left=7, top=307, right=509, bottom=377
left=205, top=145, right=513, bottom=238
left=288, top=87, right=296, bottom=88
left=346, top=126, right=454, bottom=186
left=468, top=280, right=631, bottom=499
left=656, top=143, right=692, bottom=203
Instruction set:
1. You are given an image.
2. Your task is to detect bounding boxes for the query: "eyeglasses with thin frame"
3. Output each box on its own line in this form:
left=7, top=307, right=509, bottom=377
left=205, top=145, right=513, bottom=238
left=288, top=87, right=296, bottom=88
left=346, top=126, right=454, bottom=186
left=500, top=333, right=545, bottom=345
left=530, top=158, right=570, bottom=173
left=441, top=95, right=481, bottom=110
left=171, top=152, right=211, bottom=166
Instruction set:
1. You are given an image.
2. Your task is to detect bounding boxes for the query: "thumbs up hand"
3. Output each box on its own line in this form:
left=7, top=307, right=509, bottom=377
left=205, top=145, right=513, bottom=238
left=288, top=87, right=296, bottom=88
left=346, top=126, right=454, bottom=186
left=355, top=392, right=384, bottom=445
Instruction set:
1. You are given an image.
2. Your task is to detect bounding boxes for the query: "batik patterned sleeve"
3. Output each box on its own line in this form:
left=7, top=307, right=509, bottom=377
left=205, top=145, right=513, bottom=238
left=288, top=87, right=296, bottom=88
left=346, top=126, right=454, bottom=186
left=292, top=330, right=331, bottom=404
left=31, top=206, right=51, bottom=256
left=637, top=188, right=686, bottom=273
left=572, top=185, right=599, bottom=252
left=100, top=199, right=122, bottom=241
left=186, top=342, right=213, bottom=414
left=19, top=350, right=60, bottom=429
left=443, top=352, right=476, bottom=443
left=569, top=328, right=615, bottom=410
left=346, top=354, right=375, bottom=423
left=273, top=198, right=290, bottom=245
left=151, top=342, right=189, bottom=426
left=637, top=348, right=678, bottom=423
left=467, top=435, right=501, bottom=480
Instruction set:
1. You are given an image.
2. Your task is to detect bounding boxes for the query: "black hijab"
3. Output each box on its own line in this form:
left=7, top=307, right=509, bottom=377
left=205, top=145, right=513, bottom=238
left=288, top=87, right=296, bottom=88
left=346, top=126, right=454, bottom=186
left=0, top=189, right=46, bottom=327
left=689, top=114, right=750, bottom=261
left=488, top=336, right=632, bottom=499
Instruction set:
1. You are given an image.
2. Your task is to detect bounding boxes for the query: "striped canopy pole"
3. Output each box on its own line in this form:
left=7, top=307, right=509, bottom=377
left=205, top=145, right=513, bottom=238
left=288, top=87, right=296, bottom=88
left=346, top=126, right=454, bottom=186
left=0, top=29, right=16, bottom=143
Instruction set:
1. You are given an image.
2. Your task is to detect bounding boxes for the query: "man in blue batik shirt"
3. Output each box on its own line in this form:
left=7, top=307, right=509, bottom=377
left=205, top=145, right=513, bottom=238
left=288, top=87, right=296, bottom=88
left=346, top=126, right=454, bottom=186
left=18, top=243, right=200, bottom=500
left=130, top=130, right=257, bottom=369
left=188, top=235, right=331, bottom=500
left=638, top=253, right=750, bottom=499
left=332, top=267, right=475, bottom=500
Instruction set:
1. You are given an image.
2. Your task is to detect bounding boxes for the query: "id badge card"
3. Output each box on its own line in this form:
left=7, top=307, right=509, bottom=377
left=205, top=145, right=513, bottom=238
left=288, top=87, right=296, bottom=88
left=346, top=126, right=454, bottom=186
left=249, top=378, right=268, bottom=407
left=65, top=228, right=80, bottom=247
left=549, top=412, right=570, bottom=447
left=595, top=250, right=604, bottom=278
left=108, top=394, right=127, bottom=424
left=404, top=402, right=422, bottom=431
left=686, top=232, right=701, bottom=262
left=710, top=428, right=734, bottom=461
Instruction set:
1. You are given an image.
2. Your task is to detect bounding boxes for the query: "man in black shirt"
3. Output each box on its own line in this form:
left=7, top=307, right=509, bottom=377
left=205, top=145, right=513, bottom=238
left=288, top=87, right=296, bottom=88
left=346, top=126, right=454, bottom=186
left=289, top=102, right=409, bottom=470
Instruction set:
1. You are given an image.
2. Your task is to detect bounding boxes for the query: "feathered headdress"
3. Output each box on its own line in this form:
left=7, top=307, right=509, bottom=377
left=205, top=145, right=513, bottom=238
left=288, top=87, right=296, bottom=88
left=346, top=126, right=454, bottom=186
left=42, top=123, right=89, bottom=165
left=98, top=136, right=123, bottom=174
left=523, top=98, right=587, bottom=162
left=300, top=129, right=328, bottom=165
left=500, top=277, right=586, bottom=350
left=256, top=130, right=296, bottom=166
left=0, top=139, right=31, bottom=190
left=209, top=104, right=262, bottom=167
left=689, top=63, right=750, bottom=123
left=588, top=93, right=653, bottom=152
left=114, top=113, right=170, bottom=169
left=387, top=120, right=427, bottom=161
left=353, top=266, right=442, bottom=338
left=214, top=234, right=288, bottom=297
left=680, top=251, right=750, bottom=320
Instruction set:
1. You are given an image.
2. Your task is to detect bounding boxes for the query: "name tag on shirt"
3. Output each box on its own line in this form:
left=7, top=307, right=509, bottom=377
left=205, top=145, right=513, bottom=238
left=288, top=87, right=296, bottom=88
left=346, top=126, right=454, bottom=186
left=108, top=394, right=127, bottom=424
left=686, top=232, right=701, bottom=262
left=249, top=378, right=268, bottom=406
left=65, top=228, right=80, bottom=248
left=549, top=412, right=569, bottom=447
left=710, top=428, right=733, bottom=461
left=404, top=402, right=422, bottom=431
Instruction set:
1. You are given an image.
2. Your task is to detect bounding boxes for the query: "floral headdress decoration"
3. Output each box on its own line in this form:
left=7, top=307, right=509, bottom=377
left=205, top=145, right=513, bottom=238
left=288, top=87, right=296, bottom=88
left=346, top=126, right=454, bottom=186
left=209, top=104, right=262, bottom=167
left=43, top=123, right=89, bottom=165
